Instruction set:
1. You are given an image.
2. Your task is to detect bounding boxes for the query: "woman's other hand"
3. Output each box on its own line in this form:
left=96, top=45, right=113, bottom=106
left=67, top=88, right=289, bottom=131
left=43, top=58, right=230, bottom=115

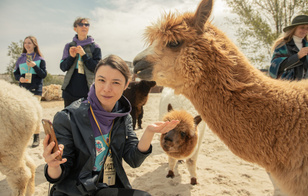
left=43, top=134, right=67, bottom=179
left=298, top=47, right=308, bottom=59
left=69, top=46, right=77, bottom=58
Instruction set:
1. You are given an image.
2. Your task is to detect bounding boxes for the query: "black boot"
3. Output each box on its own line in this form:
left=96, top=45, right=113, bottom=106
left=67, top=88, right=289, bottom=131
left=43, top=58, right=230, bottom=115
left=32, top=134, right=40, bottom=148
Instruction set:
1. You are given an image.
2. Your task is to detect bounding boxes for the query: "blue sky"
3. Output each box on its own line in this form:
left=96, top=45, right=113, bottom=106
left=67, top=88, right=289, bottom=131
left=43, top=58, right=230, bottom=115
left=0, top=0, right=234, bottom=74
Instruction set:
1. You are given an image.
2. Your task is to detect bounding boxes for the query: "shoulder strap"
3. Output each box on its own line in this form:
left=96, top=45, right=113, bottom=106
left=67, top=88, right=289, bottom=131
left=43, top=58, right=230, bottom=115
left=69, top=41, right=77, bottom=47
left=90, top=42, right=96, bottom=53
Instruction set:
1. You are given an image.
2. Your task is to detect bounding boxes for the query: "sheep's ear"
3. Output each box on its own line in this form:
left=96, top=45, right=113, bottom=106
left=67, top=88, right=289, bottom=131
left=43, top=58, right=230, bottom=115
left=167, top=104, right=173, bottom=112
left=192, top=0, right=213, bottom=34
left=194, top=115, right=202, bottom=126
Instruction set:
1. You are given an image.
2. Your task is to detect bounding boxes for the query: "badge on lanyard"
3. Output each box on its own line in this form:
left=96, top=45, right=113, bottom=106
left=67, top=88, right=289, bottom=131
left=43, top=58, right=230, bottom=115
left=25, top=53, right=34, bottom=83
left=90, top=105, right=116, bottom=186
left=103, top=150, right=116, bottom=186
left=25, top=73, right=32, bottom=83
left=78, top=56, right=85, bottom=74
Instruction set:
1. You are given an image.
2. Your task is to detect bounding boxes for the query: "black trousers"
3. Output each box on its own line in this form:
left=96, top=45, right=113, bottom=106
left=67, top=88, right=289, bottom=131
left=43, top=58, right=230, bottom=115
left=50, top=185, right=151, bottom=196
left=64, top=99, right=75, bottom=108
left=95, top=188, right=151, bottom=196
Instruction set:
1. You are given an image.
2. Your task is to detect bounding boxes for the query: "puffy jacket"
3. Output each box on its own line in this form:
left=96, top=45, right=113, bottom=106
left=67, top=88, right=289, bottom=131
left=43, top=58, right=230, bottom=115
left=44, top=97, right=152, bottom=196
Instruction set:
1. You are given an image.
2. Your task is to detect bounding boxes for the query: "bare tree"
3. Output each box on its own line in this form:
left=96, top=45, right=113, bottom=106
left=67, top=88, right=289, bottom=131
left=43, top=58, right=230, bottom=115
left=224, top=0, right=308, bottom=68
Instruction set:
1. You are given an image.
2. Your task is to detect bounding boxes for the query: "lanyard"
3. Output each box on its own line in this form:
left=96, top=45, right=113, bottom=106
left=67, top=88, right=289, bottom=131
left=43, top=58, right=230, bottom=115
left=89, top=104, right=114, bottom=147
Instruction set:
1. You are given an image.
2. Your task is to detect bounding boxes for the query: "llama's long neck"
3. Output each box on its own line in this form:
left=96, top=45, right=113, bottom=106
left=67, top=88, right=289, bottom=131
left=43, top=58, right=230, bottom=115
left=179, top=45, right=296, bottom=170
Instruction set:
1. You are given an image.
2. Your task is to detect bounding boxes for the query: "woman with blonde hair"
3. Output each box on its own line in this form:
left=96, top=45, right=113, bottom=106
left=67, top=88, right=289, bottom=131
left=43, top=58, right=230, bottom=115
left=14, top=35, right=47, bottom=147
left=269, top=15, right=308, bottom=80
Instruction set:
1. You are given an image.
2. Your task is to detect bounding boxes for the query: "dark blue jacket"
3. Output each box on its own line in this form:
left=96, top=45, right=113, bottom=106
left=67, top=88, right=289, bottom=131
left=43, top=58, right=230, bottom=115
left=14, top=53, right=47, bottom=95
left=60, top=35, right=101, bottom=101
left=269, top=39, right=308, bottom=80
left=44, top=97, right=152, bottom=196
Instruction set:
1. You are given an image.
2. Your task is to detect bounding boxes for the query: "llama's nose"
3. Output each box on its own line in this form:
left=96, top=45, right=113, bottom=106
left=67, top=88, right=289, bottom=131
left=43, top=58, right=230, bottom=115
left=164, top=136, right=173, bottom=142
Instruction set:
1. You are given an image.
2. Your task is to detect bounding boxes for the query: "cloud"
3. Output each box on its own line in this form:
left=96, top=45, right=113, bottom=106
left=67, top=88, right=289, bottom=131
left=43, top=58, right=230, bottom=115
left=0, top=0, right=235, bottom=75
left=90, top=0, right=222, bottom=62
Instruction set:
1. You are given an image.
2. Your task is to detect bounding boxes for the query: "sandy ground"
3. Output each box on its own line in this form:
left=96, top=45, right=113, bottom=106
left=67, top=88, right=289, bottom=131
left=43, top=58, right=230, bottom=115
left=0, top=93, right=287, bottom=196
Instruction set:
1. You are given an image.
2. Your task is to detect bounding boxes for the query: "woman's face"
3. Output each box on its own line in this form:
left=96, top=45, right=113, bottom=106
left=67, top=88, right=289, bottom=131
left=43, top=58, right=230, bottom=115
left=94, top=65, right=129, bottom=112
left=294, top=25, right=308, bottom=38
left=24, top=38, right=35, bottom=53
left=74, top=19, right=89, bottom=37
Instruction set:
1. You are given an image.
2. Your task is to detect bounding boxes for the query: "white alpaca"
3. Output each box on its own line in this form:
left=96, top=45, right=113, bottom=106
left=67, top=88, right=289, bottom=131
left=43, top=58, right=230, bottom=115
left=0, top=79, right=42, bottom=196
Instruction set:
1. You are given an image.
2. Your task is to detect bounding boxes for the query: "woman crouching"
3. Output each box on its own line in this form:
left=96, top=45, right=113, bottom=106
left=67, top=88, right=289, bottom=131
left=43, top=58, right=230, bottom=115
left=43, top=54, right=179, bottom=195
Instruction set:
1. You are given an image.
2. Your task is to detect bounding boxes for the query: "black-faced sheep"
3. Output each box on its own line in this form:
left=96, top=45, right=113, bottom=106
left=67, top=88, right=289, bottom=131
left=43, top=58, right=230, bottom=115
left=161, top=104, right=202, bottom=185
left=123, top=80, right=156, bottom=130
left=0, top=79, right=42, bottom=195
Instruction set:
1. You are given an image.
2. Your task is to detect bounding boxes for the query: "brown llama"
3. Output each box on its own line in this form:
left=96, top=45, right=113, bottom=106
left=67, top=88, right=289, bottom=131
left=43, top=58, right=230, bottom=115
left=161, top=104, right=202, bottom=185
left=133, top=0, right=308, bottom=195
left=0, top=80, right=42, bottom=195
left=123, top=80, right=156, bottom=130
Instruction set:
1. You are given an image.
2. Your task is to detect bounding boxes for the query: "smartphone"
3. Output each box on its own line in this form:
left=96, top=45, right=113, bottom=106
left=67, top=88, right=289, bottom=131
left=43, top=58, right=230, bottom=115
left=41, top=119, right=62, bottom=161
left=26, top=55, right=32, bottom=62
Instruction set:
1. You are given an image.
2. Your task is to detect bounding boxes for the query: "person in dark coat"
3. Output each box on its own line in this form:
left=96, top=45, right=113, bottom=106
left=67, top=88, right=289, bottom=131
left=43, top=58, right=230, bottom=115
left=269, top=15, right=308, bottom=80
left=60, top=17, right=102, bottom=107
left=14, top=35, right=47, bottom=147
left=43, top=55, right=179, bottom=196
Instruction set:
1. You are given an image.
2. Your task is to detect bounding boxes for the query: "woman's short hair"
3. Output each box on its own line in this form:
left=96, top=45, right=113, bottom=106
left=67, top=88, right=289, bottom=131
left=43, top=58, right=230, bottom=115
left=73, top=17, right=90, bottom=27
left=95, top=55, right=132, bottom=84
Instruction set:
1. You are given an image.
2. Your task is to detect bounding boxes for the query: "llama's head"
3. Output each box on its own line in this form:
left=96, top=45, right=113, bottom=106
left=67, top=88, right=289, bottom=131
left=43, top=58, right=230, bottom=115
left=133, top=0, right=226, bottom=94
left=139, top=80, right=156, bottom=91
left=160, top=104, right=202, bottom=159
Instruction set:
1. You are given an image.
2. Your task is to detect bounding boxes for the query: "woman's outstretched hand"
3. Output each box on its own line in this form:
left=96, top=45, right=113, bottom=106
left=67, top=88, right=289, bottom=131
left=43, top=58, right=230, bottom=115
left=138, top=120, right=180, bottom=152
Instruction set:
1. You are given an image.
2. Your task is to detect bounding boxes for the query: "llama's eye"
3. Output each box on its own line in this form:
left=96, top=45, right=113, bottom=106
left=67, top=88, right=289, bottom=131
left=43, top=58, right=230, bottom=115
left=180, top=132, right=186, bottom=138
left=167, top=41, right=182, bottom=48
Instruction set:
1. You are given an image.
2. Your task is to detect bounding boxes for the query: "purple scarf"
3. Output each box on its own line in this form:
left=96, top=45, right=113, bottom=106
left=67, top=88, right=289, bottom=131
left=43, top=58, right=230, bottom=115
left=61, top=35, right=98, bottom=60
left=15, top=52, right=44, bottom=70
left=87, top=85, right=128, bottom=136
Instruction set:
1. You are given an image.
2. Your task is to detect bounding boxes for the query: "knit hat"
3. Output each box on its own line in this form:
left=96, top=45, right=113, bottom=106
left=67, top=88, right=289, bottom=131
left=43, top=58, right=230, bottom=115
left=283, top=15, right=308, bottom=32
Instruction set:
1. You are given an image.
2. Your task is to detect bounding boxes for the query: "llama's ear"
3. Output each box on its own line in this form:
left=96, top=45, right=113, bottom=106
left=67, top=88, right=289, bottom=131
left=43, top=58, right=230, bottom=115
left=193, top=0, right=213, bottom=34
left=167, top=104, right=173, bottom=112
left=194, top=115, right=202, bottom=126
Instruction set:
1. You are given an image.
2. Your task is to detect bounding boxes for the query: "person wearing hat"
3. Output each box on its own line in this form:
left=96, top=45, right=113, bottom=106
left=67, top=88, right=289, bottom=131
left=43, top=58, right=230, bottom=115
left=269, top=15, right=308, bottom=80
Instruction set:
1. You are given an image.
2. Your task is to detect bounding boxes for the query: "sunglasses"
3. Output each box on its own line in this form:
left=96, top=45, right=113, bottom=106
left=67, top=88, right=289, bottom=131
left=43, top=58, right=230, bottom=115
left=77, top=23, right=90, bottom=27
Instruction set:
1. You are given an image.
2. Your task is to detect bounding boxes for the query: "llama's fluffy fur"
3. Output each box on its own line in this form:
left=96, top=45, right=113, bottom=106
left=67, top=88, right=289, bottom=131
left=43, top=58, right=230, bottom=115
left=133, top=0, right=308, bottom=195
left=161, top=104, right=202, bottom=185
left=0, top=80, right=42, bottom=195
left=159, top=87, right=208, bottom=185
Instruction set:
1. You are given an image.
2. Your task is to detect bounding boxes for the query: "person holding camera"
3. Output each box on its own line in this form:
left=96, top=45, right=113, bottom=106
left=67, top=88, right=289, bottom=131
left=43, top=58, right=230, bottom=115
left=60, top=17, right=102, bottom=107
left=43, top=55, right=179, bottom=196
left=269, top=15, right=308, bottom=80
left=14, top=35, right=47, bottom=147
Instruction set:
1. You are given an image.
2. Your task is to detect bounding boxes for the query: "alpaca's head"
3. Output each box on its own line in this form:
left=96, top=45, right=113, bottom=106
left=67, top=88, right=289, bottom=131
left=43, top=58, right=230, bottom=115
left=133, top=0, right=228, bottom=94
left=160, top=104, right=202, bottom=159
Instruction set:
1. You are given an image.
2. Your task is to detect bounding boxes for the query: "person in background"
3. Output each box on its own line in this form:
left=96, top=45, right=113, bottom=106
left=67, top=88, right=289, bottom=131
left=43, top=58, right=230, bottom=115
left=43, top=55, right=179, bottom=195
left=14, top=35, right=47, bottom=148
left=60, top=17, right=102, bottom=108
left=269, top=15, right=308, bottom=80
